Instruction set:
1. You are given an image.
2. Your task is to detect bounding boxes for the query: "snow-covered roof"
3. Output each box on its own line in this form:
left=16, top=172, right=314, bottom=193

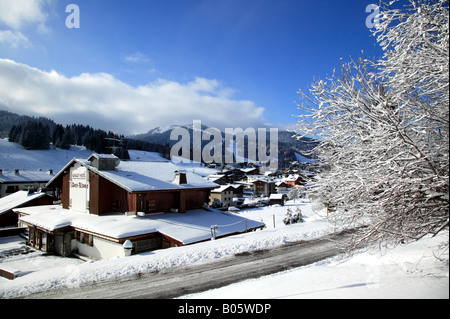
left=206, top=174, right=228, bottom=180
left=88, top=153, right=118, bottom=160
left=269, top=194, right=284, bottom=200
left=16, top=205, right=265, bottom=244
left=246, top=175, right=277, bottom=184
left=275, top=181, right=291, bottom=187
left=47, top=156, right=218, bottom=193
left=0, top=191, right=49, bottom=215
left=211, top=185, right=235, bottom=193
left=283, top=174, right=305, bottom=181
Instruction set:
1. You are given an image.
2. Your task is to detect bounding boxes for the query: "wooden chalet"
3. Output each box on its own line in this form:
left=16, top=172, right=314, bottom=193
left=284, top=174, right=307, bottom=187
left=209, top=185, right=236, bottom=208
left=275, top=181, right=292, bottom=195
left=0, top=168, right=54, bottom=198
left=14, top=154, right=264, bottom=260
left=48, top=154, right=215, bottom=216
left=14, top=154, right=217, bottom=259
left=206, top=174, right=232, bottom=186
left=269, top=193, right=286, bottom=206
left=0, top=190, right=53, bottom=227
left=244, top=175, right=277, bottom=197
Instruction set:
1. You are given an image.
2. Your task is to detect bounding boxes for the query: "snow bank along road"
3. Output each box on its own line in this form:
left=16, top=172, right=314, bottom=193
left=24, top=230, right=358, bottom=299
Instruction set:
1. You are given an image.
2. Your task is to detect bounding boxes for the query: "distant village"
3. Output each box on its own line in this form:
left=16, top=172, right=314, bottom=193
left=0, top=138, right=316, bottom=272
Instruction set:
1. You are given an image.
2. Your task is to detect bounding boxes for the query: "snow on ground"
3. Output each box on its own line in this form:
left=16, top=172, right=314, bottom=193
left=0, top=236, right=84, bottom=281
left=0, top=138, right=92, bottom=171
left=182, top=231, right=449, bottom=299
left=127, top=150, right=167, bottom=162
left=0, top=199, right=448, bottom=299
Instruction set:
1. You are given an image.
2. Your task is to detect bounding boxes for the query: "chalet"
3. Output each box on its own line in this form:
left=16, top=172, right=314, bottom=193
left=46, top=153, right=216, bottom=215
left=269, top=193, right=286, bottom=206
left=245, top=175, right=277, bottom=197
left=283, top=174, right=307, bottom=187
left=0, top=169, right=54, bottom=198
left=0, top=190, right=53, bottom=227
left=230, top=184, right=245, bottom=198
left=234, top=180, right=254, bottom=196
left=252, top=179, right=276, bottom=197
left=275, top=181, right=292, bottom=195
left=219, top=167, right=245, bottom=182
left=14, top=154, right=264, bottom=260
left=206, top=174, right=232, bottom=186
left=209, top=185, right=236, bottom=208
left=240, top=167, right=260, bottom=175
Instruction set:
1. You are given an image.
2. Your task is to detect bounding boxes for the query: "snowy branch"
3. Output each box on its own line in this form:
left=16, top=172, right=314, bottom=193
left=295, top=0, right=449, bottom=248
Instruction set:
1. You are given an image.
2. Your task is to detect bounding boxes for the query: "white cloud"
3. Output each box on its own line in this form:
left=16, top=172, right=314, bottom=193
left=0, top=0, right=51, bottom=30
left=0, top=30, right=31, bottom=48
left=0, top=0, right=54, bottom=48
left=123, top=52, right=151, bottom=63
left=0, top=58, right=266, bottom=135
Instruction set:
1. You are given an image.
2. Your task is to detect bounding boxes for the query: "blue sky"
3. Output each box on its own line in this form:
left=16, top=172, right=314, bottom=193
left=0, top=0, right=383, bottom=135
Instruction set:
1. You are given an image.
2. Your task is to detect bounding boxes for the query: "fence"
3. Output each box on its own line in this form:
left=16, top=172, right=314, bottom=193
left=210, top=219, right=248, bottom=240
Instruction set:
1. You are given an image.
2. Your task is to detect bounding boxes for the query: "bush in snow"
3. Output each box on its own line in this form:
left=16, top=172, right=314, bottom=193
left=283, top=207, right=304, bottom=225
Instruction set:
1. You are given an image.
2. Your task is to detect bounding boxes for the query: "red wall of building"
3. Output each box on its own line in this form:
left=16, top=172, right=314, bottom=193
left=57, top=163, right=211, bottom=215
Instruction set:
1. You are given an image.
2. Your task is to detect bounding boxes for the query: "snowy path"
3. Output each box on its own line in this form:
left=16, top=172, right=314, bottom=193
left=23, top=230, right=355, bottom=299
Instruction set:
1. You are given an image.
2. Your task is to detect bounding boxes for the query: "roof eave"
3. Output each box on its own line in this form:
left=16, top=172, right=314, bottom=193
left=45, top=157, right=79, bottom=188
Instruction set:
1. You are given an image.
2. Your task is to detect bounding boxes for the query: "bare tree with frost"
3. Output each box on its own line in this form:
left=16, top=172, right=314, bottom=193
left=296, top=0, right=449, bottom=249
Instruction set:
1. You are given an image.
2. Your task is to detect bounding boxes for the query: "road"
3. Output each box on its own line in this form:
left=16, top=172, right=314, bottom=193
left=25, top=230, right=356, bottom=299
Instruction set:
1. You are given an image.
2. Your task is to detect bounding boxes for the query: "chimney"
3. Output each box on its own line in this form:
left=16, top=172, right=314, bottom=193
left=173, top=170, right=187, bottom=185
left=88, top=154, right=120, bottom=171
left=13, top=169, right=19, bottom=175
left=47, top=169, right=54, bottom=175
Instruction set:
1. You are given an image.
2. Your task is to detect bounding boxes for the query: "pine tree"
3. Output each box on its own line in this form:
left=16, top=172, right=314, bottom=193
left=52, top=124, right=65, bottom=146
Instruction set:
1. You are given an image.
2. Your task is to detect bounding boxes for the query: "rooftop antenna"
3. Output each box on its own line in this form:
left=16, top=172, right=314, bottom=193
left=104, top=130, right=124, bottom=154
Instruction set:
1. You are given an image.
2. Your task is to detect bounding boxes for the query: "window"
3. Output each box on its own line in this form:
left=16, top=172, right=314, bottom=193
left=76, top=231, right=94, bottom=246
left=6, top=185, right=19, bottom=194
left=111, top=199, right=121, bottom=211
left=148, top=200, right=156, bottom=213
left=134, top=237, right=161, bottom=253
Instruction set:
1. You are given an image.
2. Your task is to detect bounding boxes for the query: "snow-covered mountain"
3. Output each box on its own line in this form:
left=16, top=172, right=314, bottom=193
left=130, top=124, right=317, bottom=168
left=130, top=123, right=210, bottom=146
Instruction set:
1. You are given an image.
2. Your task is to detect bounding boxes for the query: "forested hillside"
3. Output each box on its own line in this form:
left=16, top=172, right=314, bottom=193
left=1, top=110, right=169, bottom=159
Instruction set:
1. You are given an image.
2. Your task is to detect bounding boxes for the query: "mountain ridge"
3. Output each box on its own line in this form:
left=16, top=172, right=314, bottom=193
left=1, top=108, right=317, bottom=168
left=130, top=123, right=318, bottom=168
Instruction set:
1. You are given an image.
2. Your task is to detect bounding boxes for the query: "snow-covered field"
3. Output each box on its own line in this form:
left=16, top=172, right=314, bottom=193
left=0, top=199, right=448, bottom=299
left=0, top=138, right=92, bottom=171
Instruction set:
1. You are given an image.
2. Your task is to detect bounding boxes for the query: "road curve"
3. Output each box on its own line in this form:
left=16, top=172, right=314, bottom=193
left=25, top=230, right=356, bottom=299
